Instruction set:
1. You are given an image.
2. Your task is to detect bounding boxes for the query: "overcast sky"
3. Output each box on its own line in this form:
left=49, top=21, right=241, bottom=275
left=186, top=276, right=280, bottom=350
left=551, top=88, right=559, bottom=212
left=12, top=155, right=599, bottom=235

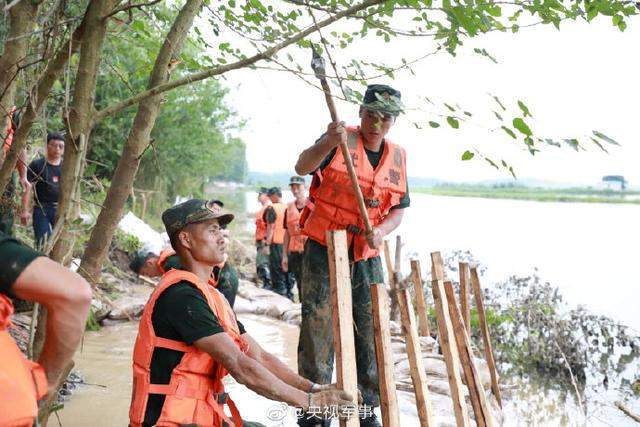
left=216, top=13, right=639, bottom=186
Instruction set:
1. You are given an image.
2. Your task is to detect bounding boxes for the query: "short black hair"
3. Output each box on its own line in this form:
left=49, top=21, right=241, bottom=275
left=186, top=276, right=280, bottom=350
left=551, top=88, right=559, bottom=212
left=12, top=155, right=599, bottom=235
left=47, top=132, right=65, bottom=144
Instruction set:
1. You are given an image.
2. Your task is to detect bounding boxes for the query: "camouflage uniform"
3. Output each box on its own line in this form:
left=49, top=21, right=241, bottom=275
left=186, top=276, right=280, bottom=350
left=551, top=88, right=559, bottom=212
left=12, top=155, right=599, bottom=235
left=298, top=239, right=385, bottom=407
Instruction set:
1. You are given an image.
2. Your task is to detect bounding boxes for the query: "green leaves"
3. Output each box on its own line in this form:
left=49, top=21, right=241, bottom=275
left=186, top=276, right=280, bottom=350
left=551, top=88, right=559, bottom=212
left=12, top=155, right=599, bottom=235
left=461, top=150, right=474, bottom=161
left=592, top=130, right=620, bottom=146
left=501, top=126, right=517, bottom=139
left=512, top=117, right=532, bottom=136
left=447, top=116, right=460, bottom=129
left=517, top=100, right=532, bottom=117
left=428, top=121, right=440, bottom=128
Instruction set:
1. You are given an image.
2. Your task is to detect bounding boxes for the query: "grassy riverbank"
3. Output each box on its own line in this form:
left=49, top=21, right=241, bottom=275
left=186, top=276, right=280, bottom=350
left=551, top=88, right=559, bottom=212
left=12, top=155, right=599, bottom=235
left=414, top=185, right=640, bottom=204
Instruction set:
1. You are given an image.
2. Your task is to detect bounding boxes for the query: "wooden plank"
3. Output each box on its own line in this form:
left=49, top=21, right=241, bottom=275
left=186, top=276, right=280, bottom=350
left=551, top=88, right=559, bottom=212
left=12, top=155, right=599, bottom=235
left=371, top=283, right=401, bottom=427
left=326, top=230, right=359, bottom=427
left=444, top=281, right=495, bottom=427
left=459, top=262, right=471, bottom=335
left=383, top=239, right=399, bottom=321
left=469, top=266, right=503, bottom=408
left=411, top=259, right=431, bottom=337
left=431, top=278, right=471, bottom=427
left=430, top=251, right=445, bottom=281
left=383, top=240, right=395, bottom=288
left=397, top=284, right=436, bottom=426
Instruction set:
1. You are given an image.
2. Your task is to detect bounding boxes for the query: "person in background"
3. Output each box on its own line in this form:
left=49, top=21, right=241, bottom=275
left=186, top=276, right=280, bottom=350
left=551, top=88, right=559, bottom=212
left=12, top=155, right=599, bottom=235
left=282, top=176, right=308, bottom=299
left=0, top=107, right=30, bottom=236
left=0, top=231, right=92, bottom=426
left=254, top=187, right=272, bottom=290
left=263, top=187, right=289, bottom=299
left=22, top=132, right=64, bottom=248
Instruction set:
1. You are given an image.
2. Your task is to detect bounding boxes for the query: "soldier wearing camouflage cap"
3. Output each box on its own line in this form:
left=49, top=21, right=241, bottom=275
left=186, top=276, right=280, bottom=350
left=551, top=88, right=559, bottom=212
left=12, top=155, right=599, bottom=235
left=294, top=84, right=410, bottom=427
left=129, top=198, right=356, bottom=426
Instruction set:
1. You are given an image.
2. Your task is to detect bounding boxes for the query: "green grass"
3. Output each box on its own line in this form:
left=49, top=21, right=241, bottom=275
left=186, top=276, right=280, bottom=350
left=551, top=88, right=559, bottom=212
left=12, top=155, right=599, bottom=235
left=414, top=185, right=640, bottom=204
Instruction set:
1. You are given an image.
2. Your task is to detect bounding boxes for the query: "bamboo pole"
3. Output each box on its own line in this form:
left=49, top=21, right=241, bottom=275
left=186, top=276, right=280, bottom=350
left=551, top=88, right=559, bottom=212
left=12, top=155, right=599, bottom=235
left=411, top=259, right=431, bottom=337
left=444, top=281, right=495, bottom=427
left=326, top=230, right=359, bottom=427
left=371, top=283, right=401, bottom=427
left=396, top=275, right=435, bottom=426
left=469, top=266, right=502, bottom=408
left=459, top=262, right=471, bottom=335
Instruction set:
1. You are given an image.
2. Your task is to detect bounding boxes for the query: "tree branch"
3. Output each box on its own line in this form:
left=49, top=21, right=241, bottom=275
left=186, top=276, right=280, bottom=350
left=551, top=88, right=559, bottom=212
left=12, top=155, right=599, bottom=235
left=106, top=0, right=162, bottom=19
left=93, top=0, right=386, bottom=122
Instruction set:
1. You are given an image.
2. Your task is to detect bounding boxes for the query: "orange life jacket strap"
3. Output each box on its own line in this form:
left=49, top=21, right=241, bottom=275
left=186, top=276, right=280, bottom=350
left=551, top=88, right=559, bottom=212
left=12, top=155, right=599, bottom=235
left=153, top=337, right=194, bottom=352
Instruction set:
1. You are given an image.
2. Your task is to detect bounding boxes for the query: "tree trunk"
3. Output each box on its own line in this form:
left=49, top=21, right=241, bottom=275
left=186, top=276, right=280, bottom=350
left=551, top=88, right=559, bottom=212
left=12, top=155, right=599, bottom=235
left=79, top=0, right=204, bottom=286
left=49, top=0, right=119, bottom=264
left=0, top=10, right=87, bottom=194
left=0, top=0, right=41, bottom=153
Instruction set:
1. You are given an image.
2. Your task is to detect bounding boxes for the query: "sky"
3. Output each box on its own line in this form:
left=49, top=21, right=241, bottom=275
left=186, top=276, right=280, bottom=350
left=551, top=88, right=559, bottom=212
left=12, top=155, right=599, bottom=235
left=215, top=11, right=639, bottom=186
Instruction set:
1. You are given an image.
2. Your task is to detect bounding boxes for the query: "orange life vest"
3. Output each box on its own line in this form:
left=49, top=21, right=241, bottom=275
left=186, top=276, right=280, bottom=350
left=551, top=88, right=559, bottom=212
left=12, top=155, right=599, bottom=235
left=255, top=205, right=269, bottom=242
left=269, top=202, right=286, bottom=245
left=301, top=126, right=407, bottom=262
left=286, top=201, right=307, bottom=253
left=0, top=294, right=48, bottom=427
left=129, top=269, right=247, bottom=427
left=156, top=247, right=176, bottom=274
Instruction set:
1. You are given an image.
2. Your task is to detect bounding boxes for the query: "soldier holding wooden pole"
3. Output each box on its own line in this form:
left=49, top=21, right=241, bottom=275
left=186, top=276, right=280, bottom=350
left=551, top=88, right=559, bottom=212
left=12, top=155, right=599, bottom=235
left=295, top=61, right=410, bottom=424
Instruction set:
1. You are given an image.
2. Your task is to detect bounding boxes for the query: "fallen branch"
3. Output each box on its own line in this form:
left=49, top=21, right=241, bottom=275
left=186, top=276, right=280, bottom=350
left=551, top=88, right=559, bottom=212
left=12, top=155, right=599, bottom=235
left=615, top=401, right=640, bottom=423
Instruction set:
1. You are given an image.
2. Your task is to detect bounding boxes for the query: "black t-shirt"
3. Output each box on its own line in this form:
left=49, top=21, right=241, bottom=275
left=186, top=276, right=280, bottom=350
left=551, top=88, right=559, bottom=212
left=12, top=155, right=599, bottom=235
left=0, top=232, right=42, bottom=297
left=315, top=139, right=410, bottom=210
left=27, top=157, right=61, bottom=205
left=143, top=281, right=246, bottom=426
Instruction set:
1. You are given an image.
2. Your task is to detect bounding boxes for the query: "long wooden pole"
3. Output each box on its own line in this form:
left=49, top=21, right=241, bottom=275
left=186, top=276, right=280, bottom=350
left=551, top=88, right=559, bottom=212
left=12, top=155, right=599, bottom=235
left=326, top=230, right=359, bottom=427
left=411, top=259, right=431, bottom=337
left=469, top=266, right=502, bottom=408
left=371, top=283, right=401, bottom=427
left=459, top=262, right=471, bottom=335
left=444, top=282, right=495, bottom=427
left=396, top=275, right=435, bottom=426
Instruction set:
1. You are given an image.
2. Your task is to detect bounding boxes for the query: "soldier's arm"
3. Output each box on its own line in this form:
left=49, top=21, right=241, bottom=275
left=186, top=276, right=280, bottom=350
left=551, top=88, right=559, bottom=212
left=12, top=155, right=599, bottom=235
left=242, top=333, right=314, bottom=392
left=194, top=333, right=309, bottom=407
left=376, top=208, right=404, bottom=236
left=12, top=257, right=92, bottom=394
left=295, top=122, right=344, bottom=175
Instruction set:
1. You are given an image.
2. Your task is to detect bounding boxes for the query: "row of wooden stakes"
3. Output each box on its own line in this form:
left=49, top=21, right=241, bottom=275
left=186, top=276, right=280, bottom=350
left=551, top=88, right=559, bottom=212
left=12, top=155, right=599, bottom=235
left=326, top=230, right=502, bottom=427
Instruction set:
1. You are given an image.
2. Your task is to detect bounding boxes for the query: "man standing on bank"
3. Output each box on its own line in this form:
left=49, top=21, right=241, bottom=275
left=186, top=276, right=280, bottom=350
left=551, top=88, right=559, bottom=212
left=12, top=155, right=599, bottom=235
left=21, top=132, right=64, bottom=248
left=254, top=187, right=272, bottom=290
left=263, top=187, right=289, bottom=299
left=294, top=84, right=409, bottom=427
left=129, top=199, right=355, bottom=427
left=281, top=176, right=308, bottom=299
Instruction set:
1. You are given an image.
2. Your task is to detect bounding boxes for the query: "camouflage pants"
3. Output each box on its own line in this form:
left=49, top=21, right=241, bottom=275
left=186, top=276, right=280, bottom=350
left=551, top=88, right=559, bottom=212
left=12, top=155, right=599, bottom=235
left=217, top=262, right=239, bottom=308
left=269, top=243, right=289, bottom=298
left=298, top=239, right=385, bottom=407
left=255, top=240, right=271, bottom=289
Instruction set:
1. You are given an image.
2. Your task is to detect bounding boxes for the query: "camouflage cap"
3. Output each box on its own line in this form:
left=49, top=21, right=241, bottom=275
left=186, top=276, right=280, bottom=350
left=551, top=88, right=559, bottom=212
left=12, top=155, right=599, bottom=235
left=162, top=199, right=234, bottom=238
left=361, top=84, right=404, bottom=117
left=267, top=187, right=282, bottom=197
left=289, top=176, right=305, bottom=185
left=129, top=250, right=154, bottom=274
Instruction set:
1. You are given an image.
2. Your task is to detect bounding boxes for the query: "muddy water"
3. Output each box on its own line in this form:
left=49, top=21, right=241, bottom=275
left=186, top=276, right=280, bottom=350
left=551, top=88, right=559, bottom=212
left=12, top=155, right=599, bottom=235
left=58, top=314, right=302, bottom=426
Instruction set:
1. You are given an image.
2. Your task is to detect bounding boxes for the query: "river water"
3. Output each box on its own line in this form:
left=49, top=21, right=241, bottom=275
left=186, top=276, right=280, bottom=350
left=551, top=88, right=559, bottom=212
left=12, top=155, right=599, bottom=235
left=247, top=192, right=640, bottom=332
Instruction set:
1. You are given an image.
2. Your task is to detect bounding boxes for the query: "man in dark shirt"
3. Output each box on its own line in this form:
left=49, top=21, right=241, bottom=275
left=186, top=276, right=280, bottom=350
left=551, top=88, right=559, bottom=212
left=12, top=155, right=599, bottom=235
left=130, top=199, right=355, bottom=427
left=22, top=132, right=64, bottom=248
left=294, top=84, right=409, bottom=427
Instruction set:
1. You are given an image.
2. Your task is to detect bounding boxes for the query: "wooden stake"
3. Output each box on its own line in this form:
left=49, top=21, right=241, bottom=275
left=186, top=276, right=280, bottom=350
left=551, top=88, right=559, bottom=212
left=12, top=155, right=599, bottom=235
left=469, top=266, right=502, bottom=408
left=430, top=251, right=445, bottom=281
left=410, top=259, right=431, bottom=337
left=459, top=262, right=471, bottom=335
left=397, top=280, right=435, bottom=426
left=431, top=278, right=471, bottom=427
left=383, top=240, right=399, bottom=321
left=444, top=281, right=495, bottom=427
left=326, top=230, right=359, bottom=427
left=371, top=283, right=401, bottom=427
